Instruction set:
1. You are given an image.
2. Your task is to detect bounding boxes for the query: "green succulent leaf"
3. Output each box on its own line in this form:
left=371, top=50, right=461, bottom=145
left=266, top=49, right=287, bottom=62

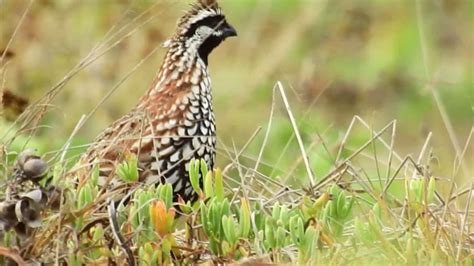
left=200, top=201, right=212, bottom=236
left=276, top=226, right=286, bottom=247
left=222, top=215, right=238, bottom=244
left=289, top=216, right=304, bottom=245
left=189, top=159, right=202, bottom=195
left=427, top=177, right=436, bottom=203
left=336, top=192, right=346, bottom=218
left=158, top=183, right=173, bottom=209
left=339, top=195, right=354, bottom=219
left=264, top=217, right=275, bottom=249
left=272, top=202, right=281, bottom=221
left=77, top=184, right=93, bottom=209
left=90, top=164, right=100, bottom=187
left=239, top=198, right=251, bottom=238
left=204, top=171, right=214, bottom=198
left=214, top=168, right=225, bottom=201
left=200, top=158, right=208, bottom=180
left=116, top=154, right=139, bottom=182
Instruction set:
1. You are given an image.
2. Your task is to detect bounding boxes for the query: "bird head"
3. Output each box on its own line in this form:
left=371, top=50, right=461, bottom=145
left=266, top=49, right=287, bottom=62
left=164, top=0, right=237, bottom=64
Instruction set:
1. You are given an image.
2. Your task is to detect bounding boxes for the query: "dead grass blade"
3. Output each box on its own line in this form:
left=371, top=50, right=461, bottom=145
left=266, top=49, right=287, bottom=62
left=276, top=81, right=316, bottom=187
left=0, top=246, right=27, bottom=266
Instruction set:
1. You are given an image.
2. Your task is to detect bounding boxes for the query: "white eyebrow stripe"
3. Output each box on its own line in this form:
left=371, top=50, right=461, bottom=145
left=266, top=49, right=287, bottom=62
left=180, top=13, right=225, bottom=35
left=188, top=10, right=223, bottom=26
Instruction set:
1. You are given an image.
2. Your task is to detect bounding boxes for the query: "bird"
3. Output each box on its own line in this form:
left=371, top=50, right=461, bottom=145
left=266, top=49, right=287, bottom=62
left=74, top=0, right=237, bottom=204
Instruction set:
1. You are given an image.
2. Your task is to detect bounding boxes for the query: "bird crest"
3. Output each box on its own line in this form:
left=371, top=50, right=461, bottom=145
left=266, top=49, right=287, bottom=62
left=198, top=0, right=219, bottom=9
left=177, top=0, right=223, bottom=33
left=164, top=0, right=224, bottom=48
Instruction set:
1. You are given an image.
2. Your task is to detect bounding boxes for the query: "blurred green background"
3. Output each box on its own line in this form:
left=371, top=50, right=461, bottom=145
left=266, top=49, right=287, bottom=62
left=1, top=0, right=472, bottom=187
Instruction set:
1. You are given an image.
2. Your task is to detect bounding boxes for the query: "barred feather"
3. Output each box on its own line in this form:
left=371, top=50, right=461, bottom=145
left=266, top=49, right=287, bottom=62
left=75, top=0, right=236, bottom=203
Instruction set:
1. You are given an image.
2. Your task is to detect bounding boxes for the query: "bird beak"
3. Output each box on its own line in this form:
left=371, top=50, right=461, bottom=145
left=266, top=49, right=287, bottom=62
left=222, top=23, right=237, bottom=39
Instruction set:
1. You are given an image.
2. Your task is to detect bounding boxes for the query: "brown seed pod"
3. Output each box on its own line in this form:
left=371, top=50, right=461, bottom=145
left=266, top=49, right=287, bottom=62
left=14, top=197, right=42, bottom=228
left=16, top=149, right=38, bottom=169
left=15, top=149, right=48, bottom=181
left=21, top=189, right=48, bottom=206
left=44, top=186, right=63, bottom=210
left=13, top=222, right=29, bottom=238
left=22, top=158, right=48, bottom=180
left=0, top=201, right=18, bottom=230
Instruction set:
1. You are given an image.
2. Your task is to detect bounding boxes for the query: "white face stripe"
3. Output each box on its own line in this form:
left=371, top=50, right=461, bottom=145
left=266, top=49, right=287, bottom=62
left=183, top=25, right=218, bottom=52
left=196, top=26, right=216, bottom=39
left=179, top=8, right=224, bottom=35
left=162, top=4, right=226, bottom=48
left=211, top=30, right=224, bottom=36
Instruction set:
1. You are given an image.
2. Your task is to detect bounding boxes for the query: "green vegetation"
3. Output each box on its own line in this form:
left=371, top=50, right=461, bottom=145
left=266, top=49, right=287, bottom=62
left=1, top=0, right=472, bottom=265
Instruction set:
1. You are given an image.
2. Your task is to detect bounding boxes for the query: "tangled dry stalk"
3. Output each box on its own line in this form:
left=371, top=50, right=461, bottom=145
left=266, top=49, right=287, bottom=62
left=1, top=1, right=472, bottom=265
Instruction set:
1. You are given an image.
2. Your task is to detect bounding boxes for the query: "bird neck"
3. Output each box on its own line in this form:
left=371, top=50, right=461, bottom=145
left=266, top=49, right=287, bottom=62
left=144, top=41, right=211, bottom=99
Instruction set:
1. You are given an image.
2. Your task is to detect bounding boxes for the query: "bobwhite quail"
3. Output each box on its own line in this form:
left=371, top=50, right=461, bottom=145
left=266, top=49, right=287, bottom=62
left=75, top=0, right=237, bottom=203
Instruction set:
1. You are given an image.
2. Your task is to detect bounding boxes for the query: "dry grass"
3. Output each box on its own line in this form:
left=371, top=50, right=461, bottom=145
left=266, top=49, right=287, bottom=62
left=1, top=0, right=472, bottom=265
left=1, top=79, right=472, bottom=264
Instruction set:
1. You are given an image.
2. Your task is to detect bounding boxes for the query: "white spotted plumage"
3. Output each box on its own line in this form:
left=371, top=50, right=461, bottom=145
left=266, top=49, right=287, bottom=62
left=75, top=0, right=235, bottom=203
